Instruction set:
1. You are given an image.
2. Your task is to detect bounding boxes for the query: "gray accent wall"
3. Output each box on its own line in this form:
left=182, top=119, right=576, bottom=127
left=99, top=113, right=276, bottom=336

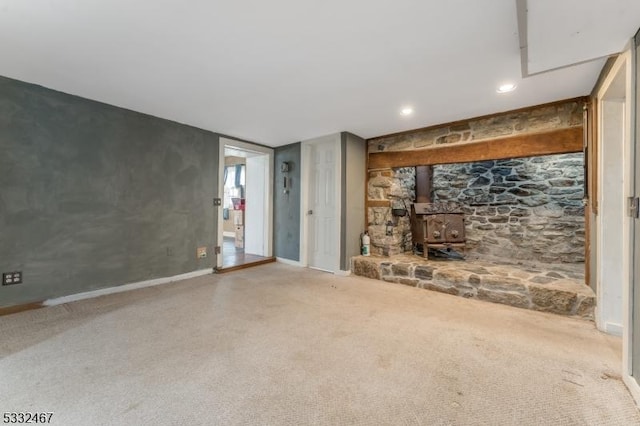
left=340, top=132, right=366, bottom=271
left=0, top=76, right=219, bottom=307
left=273, top=143, right=301, bottom=261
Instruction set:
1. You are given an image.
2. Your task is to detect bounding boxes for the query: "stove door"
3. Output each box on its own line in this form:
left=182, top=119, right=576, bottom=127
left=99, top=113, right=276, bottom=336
left=444, top=214, right=466, bottom=243
left=425, top=214, right=447, bottom=244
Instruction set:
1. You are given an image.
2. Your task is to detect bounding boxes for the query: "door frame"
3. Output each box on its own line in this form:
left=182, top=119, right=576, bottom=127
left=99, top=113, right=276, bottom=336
left=596, top=47, right=640, bottom=404
left=628, top=37, right=640, bottom=405
left=217, top=137, right=273, bottom=268
left=300, top=134, right=342, bottom=272
left=244, top=154, right=270, bottom=256
left=596, top=53, right=629, bottom=337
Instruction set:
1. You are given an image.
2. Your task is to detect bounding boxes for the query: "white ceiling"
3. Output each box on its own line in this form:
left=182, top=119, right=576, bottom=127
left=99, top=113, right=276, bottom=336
left=0, top=1, right=638, bottom=146
left=525, top=0, right=640, bottom=75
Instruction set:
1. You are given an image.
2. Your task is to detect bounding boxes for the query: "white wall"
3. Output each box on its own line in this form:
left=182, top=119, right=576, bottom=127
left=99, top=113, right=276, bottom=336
left=342, top=133, right=367, bottom=271
left=245, top=154, right=268, bottom=256
left=598, top=100, right=625, bottom=334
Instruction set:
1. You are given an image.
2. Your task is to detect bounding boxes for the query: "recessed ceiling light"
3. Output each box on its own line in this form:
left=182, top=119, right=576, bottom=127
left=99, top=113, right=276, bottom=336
left=496, top=83, right=517, bottom=94
left=400, top=107, right=414, bottom=116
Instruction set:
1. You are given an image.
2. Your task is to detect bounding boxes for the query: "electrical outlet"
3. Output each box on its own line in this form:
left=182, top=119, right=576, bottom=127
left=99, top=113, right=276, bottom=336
left=2, top=271, right=22, bottom=286
left=197, top=247, right=207, bottom=259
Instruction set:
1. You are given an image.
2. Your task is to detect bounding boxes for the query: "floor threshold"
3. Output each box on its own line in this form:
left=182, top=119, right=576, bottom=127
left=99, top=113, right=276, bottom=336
left=215, top=257, right=276, bottom=273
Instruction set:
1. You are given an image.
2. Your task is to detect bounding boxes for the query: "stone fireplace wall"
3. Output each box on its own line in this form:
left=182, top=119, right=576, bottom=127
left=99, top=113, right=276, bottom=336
left=368, top=167, right=416, bottom=255
left=432, top=154, right=584, bottom=263
left=366, top=99, right=586, bottom=262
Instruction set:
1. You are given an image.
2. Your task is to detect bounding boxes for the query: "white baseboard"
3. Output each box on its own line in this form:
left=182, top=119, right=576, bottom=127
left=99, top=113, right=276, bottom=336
left=223, top=231, right=235, bottom=238
left=624, top=374, right=640, bottom=408
left=44, top=268, right=214, bottom=306
left=335, top=270, right=351, bottom=277
left=276, top=257, right=302, bottom=267
left=605, top=322, right=624, bottom=336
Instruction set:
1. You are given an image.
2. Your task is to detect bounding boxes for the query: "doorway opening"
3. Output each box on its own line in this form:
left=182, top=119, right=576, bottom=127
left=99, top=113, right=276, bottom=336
left=597, top=60, right=628, bottom=336
left=595, top=50, right=639, bottom=403
left=217, top=138, right=274, bottom=272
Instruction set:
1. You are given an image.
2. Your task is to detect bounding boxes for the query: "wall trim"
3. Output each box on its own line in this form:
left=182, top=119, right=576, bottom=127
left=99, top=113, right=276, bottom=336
left=0, top=301, right=44, bottom=317
left=605, top=322, right=624, bottom=337
left=622, top=40, right=638, bottom=403
left=624, top=375, right=640, bottom=407
left=595, top=51, right=633, bottom=340
left=276, top=257, right=302, bottom=267
left=217, top=136, right=225, bottom=268
left=43, top=268, right=214, bottom=307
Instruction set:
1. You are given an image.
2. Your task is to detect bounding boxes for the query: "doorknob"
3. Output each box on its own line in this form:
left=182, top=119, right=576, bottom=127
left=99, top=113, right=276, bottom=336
left=308, top=210, right=313, bottom=215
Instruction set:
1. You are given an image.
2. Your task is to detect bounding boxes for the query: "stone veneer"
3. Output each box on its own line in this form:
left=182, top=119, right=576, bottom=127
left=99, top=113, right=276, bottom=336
left=367, top=100, right=585, bottom=261
left=368, top=101, right=583, bottom=154
left=368, top=167, right=416, bottom=255
left=433, top=153, right=584, bottom=263
left=352, top=255, right=595, bottom=319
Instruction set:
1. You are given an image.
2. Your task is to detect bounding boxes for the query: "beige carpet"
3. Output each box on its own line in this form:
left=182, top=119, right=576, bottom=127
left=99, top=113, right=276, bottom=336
left=1, top=263, right=638, bottom=425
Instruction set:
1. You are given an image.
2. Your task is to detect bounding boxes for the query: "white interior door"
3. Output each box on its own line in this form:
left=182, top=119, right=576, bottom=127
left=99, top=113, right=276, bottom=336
left=308, top=140, right=339, bottom=272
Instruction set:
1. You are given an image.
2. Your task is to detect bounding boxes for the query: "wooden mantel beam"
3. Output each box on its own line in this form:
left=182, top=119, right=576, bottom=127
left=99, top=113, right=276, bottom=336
left=368, top=127, right=583, bottom=169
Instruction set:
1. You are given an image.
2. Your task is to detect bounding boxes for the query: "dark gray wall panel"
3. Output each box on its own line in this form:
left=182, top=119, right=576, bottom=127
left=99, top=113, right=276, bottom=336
left=340, top=133, right=348, bottom=270
left=273, top=143, right=301, bottom=261
left=0, top=76, right=219, bottom=307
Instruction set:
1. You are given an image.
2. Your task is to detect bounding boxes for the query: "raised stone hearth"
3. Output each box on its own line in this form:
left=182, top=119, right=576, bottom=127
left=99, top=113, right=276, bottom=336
left=352, top=255, right=595, bottom=319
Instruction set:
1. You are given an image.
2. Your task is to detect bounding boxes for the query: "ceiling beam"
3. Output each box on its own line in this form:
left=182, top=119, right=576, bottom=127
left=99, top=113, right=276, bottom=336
left=368, top=127, right=583, bottom=169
